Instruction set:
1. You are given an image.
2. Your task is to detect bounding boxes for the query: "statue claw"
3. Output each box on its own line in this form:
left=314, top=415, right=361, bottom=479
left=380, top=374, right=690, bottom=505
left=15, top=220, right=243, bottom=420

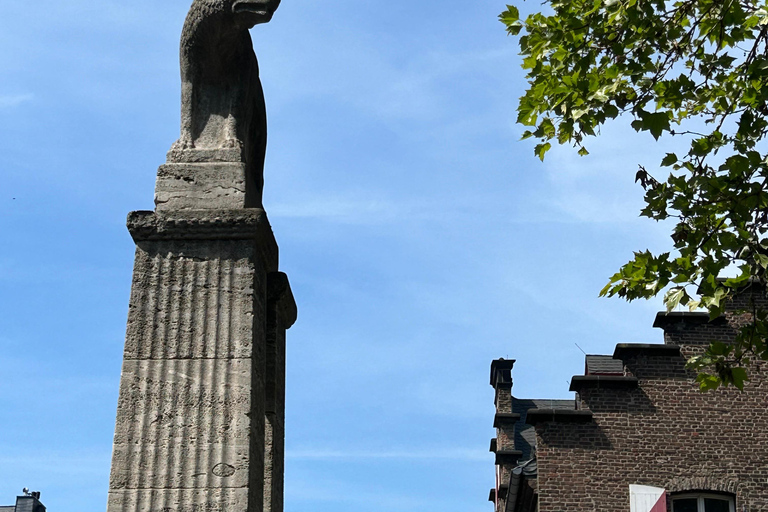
left=171, top=136, right=195, bottom=152
left=221, top=138, right=243, bottom=149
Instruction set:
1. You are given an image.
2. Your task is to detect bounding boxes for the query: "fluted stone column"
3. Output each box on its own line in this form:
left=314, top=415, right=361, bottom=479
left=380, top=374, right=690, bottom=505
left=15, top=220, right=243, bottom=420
left=106, top=209, right=296, bottom=512
left=107, top=0, right=293, bottom=508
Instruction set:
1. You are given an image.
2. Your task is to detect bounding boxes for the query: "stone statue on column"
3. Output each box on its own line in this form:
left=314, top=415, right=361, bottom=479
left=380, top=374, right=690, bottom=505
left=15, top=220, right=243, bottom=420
left=106, top=2, right=296, bottom=511
left=158, top=0, right=281, bottom=211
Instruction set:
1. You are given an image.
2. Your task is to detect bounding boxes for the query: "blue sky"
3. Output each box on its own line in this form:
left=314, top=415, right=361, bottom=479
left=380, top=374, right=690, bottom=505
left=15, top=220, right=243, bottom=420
left=1, top=0, right=673, bottom=511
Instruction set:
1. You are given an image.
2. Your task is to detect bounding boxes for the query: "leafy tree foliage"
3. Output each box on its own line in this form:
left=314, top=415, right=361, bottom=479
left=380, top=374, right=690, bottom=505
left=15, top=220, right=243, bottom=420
left=501, top=0, right=768, bottom=389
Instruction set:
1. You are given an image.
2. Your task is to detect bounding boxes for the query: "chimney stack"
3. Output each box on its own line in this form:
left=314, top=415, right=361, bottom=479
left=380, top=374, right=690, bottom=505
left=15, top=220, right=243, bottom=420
left=15, top=491, right=45, bottom=512
left=489, top=359, right=521, bottom=512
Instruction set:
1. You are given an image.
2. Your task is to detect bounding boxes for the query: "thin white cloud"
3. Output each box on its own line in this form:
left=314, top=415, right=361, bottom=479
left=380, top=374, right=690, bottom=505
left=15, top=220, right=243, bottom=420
left=531, top=118, right=685, bottom=226
left=286, top=448, right=486, bottom=461
left=267, top=195, right=455, bottom=225
left=0, top=94, right=33, bottom=108
left=0, top=451, right=109, bottom=476
left=258, top=11, right=519, bottom=126
left=0, top=258, right=123, bottom=284
left=285, top=476, right=436, bottom=508
left=269, top=197, right=391, bottom=221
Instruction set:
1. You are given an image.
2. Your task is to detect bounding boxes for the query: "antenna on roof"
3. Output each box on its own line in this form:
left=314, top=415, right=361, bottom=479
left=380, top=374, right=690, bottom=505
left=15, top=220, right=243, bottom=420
left=575, top=343, right=587, bottom=355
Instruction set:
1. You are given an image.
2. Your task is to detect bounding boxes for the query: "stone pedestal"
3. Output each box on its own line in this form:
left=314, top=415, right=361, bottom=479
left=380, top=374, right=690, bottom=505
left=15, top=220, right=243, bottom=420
left=155, top=148, right=264, bottom=211
left=107, top=210, right=296, bottom=512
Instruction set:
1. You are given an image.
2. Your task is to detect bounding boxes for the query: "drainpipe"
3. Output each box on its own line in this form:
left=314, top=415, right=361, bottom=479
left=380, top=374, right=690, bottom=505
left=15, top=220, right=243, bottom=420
left=505, top=466, right=523, bottom=512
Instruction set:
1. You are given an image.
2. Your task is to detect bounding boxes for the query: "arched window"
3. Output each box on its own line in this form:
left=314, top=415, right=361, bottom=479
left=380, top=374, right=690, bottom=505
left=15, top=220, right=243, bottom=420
left=671, top=493, right=735, bottom=512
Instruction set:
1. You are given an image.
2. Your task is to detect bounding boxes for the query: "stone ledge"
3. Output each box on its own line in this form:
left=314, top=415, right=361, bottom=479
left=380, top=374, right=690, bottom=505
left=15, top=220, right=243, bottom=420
left=495, top=450, right=523, bottom=465
left=494, top=412, right=521, bottom=428
left=653, top=311, right=727, bottom=329
left=613, top=343, right=682, bottom=359
left=489, top=438, right=497, bottom=453
left=127, top=209, right=273, bottom=241
left=525, top=409, right=592, bottom=426
left=167, top=147, right=244, bottom=163
left=127, top=210, right=279, bottom=273
left=569, top=375, right=638, bottom=392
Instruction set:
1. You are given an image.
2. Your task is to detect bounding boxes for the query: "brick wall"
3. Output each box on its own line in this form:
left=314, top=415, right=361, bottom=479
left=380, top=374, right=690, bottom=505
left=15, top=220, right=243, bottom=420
left=534, top=320, right=768, bottom=511
left=493, top=285, right=768, bottom=511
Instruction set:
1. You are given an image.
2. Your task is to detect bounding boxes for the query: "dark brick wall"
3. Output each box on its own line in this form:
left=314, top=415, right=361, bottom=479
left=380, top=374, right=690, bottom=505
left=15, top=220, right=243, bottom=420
left=492, top=284, right=768, bottom=511
left=535, top=335, right=768, bottom=511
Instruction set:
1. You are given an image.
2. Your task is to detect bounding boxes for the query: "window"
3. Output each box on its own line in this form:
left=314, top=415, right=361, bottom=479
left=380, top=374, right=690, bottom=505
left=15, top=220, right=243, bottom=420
left=672, top=493, right=735, bottom=512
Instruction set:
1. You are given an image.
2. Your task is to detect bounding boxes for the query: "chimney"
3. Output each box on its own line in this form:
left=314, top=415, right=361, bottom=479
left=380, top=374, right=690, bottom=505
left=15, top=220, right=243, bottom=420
left=490, top=358, right=515, bottom=412
left=15, top=492, right=46, bottom=512
left=489, top=359, right=520, bottom=512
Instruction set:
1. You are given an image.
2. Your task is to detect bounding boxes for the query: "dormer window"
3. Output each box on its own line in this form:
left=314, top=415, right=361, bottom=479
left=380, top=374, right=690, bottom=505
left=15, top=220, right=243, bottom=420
left=671, top=493, right=735, bottom=512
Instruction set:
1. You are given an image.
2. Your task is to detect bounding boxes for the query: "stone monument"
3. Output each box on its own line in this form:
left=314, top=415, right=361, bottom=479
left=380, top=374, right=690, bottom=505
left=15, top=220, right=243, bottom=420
left=106, top=1, right=296, bottom=511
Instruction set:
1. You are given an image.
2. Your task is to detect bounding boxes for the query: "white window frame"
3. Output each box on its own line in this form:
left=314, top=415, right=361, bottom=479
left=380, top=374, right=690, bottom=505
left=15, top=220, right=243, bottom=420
left=671, top=492, right=735, bottom=512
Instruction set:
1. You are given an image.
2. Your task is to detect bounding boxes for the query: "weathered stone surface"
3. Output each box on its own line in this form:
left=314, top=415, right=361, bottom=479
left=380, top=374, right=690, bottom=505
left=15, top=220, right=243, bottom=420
left=155, top=163, right=256, bottom=211
left=110, top=442, right=252, bottom=490
left=126, top=210, right=278, bottom=250
left=262, top=273, right=292, bottom=512
left=112, top=359, right=254, bottom=444
left=108, top=0, right=294, bottom=509
left=107, top=210, right=296, bottom=512
left=110, top=358, right=259, bottom=493
left=123, top=239, right=263, bottom=360
left=167, top=148, right=244, bottom=163
left=165, top=0, right=281, bottom=210
left=107, top=488, right=250, bottom=512
left=173, top=0, right=278, bottom=153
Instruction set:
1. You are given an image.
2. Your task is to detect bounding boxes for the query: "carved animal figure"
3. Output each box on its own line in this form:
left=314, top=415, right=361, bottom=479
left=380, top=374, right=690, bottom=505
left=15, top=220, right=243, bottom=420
left=171, top=0, right=280, bottom=202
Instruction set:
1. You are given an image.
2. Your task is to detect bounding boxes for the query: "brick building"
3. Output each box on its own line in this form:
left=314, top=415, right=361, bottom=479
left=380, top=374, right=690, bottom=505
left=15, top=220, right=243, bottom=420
left=489, top=287, right=768, bottom=511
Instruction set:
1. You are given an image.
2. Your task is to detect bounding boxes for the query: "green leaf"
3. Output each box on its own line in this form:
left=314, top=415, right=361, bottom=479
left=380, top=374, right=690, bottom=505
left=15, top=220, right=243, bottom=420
left=506, top=22, right=524, bottom=36
left=660, top=153, right=678, bottom=167
left=504, top=0, right=768, bottom=386
left=709, top=341, right=730, bottom=356
left=539, top=118, right=556, bottom=138
left=500, top=5, right=523, bottom=35
left=731, top=367, right=748, bottom=391
left=500, top=5, right=519, bottom=24
left=696, top=374, right=722, bottom=391
left=604, top=104, right=619, bottom=119
left=638, top=110, right=671, bottom=140
left=664, top=287, right=687, bottom=311
left=535, top=142, right=552, bottom=161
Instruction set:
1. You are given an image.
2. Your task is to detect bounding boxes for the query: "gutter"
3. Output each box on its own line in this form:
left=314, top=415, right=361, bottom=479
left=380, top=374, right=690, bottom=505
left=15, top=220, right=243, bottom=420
left=505, top=459, right=535, bottom=512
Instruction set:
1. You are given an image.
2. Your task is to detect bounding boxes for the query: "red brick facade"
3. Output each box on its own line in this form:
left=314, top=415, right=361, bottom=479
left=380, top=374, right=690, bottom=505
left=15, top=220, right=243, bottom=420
left=491, top=289, right=768, bottom=511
